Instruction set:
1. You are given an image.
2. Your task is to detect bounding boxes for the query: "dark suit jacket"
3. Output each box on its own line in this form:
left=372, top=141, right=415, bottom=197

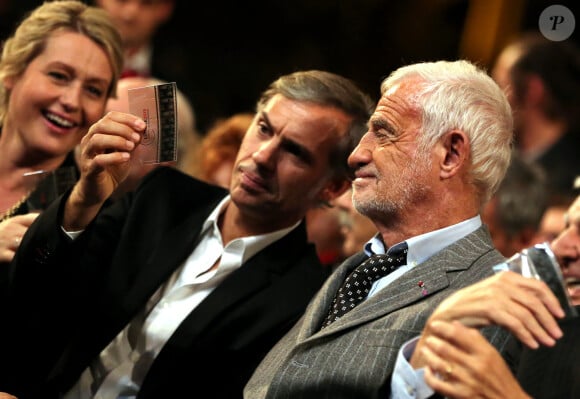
left=1, top=167, right=330, bottom=398
left=512, top=307, right=580, bottom=399
left=0, top=152, right=78, bottom=305
left=244, top=226, right=513, bottom=399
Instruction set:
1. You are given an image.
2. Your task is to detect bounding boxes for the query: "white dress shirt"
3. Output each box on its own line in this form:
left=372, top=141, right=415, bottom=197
left=365, top=215, right=482, bottom=300
left=64, top=196, right=299, bottom=399
left=388, top=215, right=483, bottom=399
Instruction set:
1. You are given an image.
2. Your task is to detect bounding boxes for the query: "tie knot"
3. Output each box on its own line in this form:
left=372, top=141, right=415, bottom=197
left=357, top=241, right=408, bottom=279
left=369, top=242, right=409, bottom=266
left=381, top=241, right=408, bottom=265
left=320, top=242, right=408, bottom=329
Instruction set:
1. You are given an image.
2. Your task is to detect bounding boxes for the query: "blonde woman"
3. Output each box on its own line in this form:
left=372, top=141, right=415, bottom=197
left=0, top=0, right=123, bottom=264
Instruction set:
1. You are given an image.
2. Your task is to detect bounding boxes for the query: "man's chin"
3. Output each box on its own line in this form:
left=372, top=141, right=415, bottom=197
left=231, top=188, right=270, bottom=208
left=352, top=197, right=378, bottom=217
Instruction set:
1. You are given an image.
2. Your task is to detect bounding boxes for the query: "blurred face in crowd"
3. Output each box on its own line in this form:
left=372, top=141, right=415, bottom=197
left=482, top=196, right=544, bottom=257
left=538, top=205, right=568, bottom=243
left=482, top=197, right=517, bottom=257
left=3, top=30, right=112, bottom=158
left=334, top=188, right=377, bottom=258
left=96, top=0, right=174, bottom=51
left=491, top=43, right=522, bottom=106
left=229, top=94, right=351, bottom=230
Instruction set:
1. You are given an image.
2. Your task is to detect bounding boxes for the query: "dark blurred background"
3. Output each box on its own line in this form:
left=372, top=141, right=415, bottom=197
left=1, top=0, right=579, bottom=133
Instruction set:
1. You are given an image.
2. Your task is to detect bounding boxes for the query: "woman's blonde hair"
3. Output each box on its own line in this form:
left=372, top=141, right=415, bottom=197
left=0, top=0, right=123, bottom=124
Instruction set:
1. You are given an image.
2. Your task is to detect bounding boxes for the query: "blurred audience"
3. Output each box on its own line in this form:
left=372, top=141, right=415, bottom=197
left=0, top=0, right=122, bottom=266
left=305, top=206, right=345, bottom=268
left=93, top=0, right=174, bottom=79
left=92, top=0, right=198, bottom=131
left=536, top=197, right=573, bottom=244
left=333, top=187, right=376, bottom=259
left=481, top=152, right=548, bottom=257
left=491, top=32, right=580, bottom=199
left=535, top=175, right=579, bottom=245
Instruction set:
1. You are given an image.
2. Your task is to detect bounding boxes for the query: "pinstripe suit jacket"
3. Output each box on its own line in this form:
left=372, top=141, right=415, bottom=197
left=244, top=226, right=512, bottom=399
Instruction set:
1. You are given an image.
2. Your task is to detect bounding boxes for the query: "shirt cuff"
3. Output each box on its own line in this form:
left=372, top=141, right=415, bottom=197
left=390, top=336, right=434, bottom=399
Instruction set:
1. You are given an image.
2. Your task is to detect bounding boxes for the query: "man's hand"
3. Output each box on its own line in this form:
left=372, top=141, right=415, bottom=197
left=410, top=271, right=564, bottom=369
left=420, top=320, right=531, bottom=399
left=64, top=112, right=145, bottom=231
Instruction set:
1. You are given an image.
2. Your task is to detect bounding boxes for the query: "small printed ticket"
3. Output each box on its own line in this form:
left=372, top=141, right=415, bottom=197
left=128, top=82, right=178, bottom=164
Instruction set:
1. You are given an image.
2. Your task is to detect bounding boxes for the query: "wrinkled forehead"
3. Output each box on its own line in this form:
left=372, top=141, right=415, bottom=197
left=373, top=80, right=423, bottom=124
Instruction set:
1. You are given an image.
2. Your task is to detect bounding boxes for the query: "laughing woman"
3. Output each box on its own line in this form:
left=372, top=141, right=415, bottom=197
left=0, top=0, right=123, bottom=266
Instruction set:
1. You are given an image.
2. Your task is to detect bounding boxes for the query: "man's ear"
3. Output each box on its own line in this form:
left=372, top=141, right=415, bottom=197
left=318, top=178, right=352, bottom=205
left=440, top=130, right=469, bottom=179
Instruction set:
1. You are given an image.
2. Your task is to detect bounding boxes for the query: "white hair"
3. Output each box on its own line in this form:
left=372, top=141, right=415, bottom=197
left=381, top=60, right=514, bottom=204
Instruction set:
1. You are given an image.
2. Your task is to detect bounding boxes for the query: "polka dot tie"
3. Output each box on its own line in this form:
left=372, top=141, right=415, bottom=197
left=321, top=242, right=408, bottom=329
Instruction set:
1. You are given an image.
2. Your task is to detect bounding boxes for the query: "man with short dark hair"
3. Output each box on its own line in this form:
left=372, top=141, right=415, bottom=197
left=1, top=70, right=373, bottom=399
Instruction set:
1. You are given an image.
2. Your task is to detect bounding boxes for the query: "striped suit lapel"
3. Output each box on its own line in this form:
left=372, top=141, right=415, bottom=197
left=294, top=252, right=368, bottom=340
left=304, top=226, right=496, bottom=337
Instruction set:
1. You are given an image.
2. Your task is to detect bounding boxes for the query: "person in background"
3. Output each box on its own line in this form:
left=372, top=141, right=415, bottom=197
left=333, top=186, right=377, bottom=259
left=481, top=152, right=548, bottom=257
left=305, top=205, right=346, bottom=268
left=536, top=197, right=573, bottom=244
left=399, top=193, right=580, bottom=399
left=93, top=0, right=174, bottom=79
left=193, top=112, right=254, bottom=188
left=244, top=59, right=514, bottom=398
left=1, top=70, right=373, bottom=398
left=0, top=0, right=122, bottom=266
left=491, top=32, right=580, bottom=200
left=101, top=75, right=201, bottom=199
